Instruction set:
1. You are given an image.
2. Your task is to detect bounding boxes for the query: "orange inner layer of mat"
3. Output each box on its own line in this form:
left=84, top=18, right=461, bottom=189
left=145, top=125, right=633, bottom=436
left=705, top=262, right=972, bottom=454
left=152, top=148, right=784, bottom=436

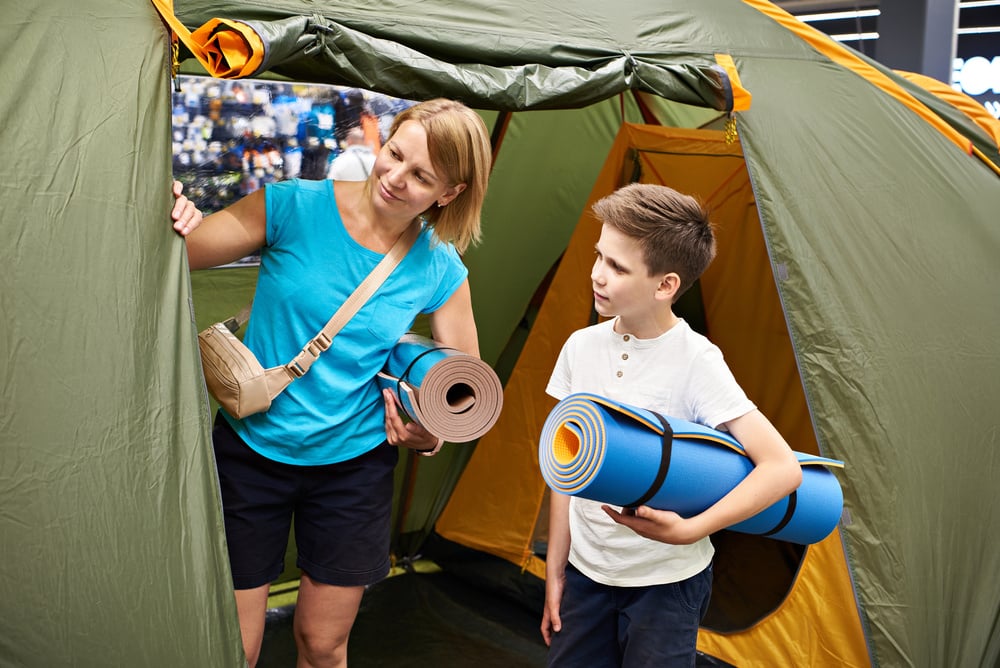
left=553, top=425, right=581, bottom=464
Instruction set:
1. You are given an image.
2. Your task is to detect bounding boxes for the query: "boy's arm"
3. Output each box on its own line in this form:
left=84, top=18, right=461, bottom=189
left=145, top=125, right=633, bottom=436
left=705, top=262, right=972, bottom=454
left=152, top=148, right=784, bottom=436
left=603, top=409, right=802, bottom=545
left=540, top=343, right=573, bottom=644
left=541, top=491, right=571, bottom=646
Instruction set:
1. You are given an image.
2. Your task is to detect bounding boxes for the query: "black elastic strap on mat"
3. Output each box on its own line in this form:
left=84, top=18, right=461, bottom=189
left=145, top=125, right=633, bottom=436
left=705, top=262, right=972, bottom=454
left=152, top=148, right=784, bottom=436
left=393, top=346, right=450, bottom=452
left=398, top=346, right=449, bottom=387
left=760, top=490, right=798, bottom=537
left=623, top=413, right=674, bottom=509
left=393, top=347, right=447, bottom=420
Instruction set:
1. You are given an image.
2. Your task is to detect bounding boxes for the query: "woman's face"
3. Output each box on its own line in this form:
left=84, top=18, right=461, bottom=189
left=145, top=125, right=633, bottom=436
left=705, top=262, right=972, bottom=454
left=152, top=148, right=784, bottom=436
left=371, top=120, right=465, bottom=219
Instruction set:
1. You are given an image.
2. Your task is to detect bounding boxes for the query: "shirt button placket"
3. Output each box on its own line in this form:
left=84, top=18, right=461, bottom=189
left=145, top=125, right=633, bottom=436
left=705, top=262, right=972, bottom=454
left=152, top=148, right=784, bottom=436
left=616, top=334, right=630, bottom=379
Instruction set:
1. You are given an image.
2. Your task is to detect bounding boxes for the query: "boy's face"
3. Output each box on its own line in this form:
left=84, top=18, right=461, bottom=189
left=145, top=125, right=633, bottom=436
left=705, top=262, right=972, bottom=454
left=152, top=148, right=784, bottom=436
left=591, top=224, right=669, bottom=326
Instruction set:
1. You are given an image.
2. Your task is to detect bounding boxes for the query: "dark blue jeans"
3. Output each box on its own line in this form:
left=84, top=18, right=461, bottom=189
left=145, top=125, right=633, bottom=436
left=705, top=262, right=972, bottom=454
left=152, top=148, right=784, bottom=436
left=548, top=562, right=713, bottom=668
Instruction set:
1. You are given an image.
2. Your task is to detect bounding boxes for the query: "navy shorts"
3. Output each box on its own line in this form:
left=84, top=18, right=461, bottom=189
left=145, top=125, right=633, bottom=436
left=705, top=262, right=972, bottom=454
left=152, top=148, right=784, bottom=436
left=211, top=413, right=399, bottom=590
left=548, top=562, right=713, bottom=668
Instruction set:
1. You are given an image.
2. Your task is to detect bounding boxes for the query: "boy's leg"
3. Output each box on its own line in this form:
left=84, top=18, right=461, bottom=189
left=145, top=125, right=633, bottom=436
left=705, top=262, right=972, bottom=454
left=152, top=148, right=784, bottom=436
left=618, top=563, right=713, bottom=668
left=547, top=565, right=619, bottom=668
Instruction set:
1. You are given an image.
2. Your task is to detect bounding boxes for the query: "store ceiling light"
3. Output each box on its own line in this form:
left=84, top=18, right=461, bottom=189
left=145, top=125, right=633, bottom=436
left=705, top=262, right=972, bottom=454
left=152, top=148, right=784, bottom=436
left=798, top=9, right=880, bottom=22
left=957, top=25, right=1000, bottom=33
left=830, top=32, right=880, bottom=41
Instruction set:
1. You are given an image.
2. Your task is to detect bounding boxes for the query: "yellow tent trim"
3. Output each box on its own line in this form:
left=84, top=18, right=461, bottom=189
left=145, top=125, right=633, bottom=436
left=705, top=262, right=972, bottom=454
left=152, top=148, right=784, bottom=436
left=522, top=554, right=546, bottom=580
left=714, top=54, right=753, bottom=112
left=698, top=532, right=872, bottom=667
left=895, top=70, right=1000, bottom=176
left=897, top=70, right=1000, bottom=151
left=741, top=0, right=974, bottom=158
left=149, top=0, right=264, bottom=78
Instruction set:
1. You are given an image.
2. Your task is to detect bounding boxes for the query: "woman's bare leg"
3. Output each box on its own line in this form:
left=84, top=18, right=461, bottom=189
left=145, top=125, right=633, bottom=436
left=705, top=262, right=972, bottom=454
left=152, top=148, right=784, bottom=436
left=293, top=574, right=365, bottom=668
left=234, top=584, right=270, bottom=667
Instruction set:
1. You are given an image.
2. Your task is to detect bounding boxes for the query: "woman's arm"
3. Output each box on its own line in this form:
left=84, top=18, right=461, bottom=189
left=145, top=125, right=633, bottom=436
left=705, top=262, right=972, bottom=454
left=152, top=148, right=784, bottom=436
left=185, top=189, right=268, bottom=270
left=171, top=182, right=267, bottom=270
left=383, top=279, right=480, bottom=456
left=427, top=279, right=480, bottom=357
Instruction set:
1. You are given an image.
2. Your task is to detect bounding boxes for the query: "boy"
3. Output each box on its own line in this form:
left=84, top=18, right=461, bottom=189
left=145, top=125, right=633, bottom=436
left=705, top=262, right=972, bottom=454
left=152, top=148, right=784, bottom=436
left=540, top=183, right=802, bottom=667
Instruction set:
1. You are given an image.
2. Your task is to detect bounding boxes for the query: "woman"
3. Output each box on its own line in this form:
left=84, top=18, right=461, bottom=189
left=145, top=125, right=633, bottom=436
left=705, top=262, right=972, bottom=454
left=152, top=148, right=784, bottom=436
left=171, top=98, right=492, bottom=668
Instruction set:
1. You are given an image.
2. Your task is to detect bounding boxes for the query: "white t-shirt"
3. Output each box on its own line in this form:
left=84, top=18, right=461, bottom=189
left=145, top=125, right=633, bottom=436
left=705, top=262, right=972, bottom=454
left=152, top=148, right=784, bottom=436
left=327, top=145, right=376, bottom=181
left=546, top=317, right=755, bottom=587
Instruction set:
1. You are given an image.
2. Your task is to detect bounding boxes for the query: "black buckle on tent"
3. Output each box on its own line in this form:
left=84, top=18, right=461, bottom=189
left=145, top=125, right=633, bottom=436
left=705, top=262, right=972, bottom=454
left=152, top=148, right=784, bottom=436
left=622, top=412, right=673, bottom=511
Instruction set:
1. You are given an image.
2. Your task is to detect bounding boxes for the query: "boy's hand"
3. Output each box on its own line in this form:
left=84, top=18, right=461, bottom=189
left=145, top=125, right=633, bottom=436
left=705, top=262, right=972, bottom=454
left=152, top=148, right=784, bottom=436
left=383, top=389, right=444, bottom=456
left=602, top=504, right=704, bottom=545
left=540, top=570, right=565, bottom=646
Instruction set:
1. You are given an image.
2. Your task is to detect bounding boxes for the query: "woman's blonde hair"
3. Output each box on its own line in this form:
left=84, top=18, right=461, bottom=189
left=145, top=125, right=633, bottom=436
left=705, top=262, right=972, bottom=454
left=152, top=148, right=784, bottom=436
left=387, top=98, right=492, bottom=253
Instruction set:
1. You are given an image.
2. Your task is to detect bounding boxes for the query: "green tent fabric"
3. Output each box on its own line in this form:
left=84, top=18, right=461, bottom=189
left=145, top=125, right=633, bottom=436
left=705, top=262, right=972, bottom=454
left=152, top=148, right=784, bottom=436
left=4, top=0, right=1000, bottom=666
left=172, top=2, right=1000, bottom=666
left=173, top=2, right=736, bottom=112
left=0, top=1, right=245, bottom=666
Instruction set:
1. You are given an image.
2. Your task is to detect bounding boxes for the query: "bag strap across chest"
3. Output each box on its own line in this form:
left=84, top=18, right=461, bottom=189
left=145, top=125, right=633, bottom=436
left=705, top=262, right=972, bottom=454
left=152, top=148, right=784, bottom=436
left=227, top=220, right=421, bottom=385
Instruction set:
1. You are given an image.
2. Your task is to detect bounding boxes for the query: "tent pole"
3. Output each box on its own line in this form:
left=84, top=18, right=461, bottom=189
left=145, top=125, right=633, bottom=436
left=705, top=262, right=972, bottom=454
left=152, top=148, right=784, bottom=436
left=489, top=110, right=512, bottom=170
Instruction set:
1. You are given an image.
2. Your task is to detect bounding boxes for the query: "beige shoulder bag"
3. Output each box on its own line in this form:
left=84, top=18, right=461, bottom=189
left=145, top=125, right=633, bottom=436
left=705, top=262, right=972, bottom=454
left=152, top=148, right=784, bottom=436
left=198, top=222, right=420, bottom=418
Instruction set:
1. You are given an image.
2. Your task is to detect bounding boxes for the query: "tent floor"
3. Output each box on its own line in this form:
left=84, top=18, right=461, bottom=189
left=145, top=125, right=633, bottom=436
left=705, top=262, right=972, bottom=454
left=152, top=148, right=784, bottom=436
left=257, top=567, right=736, bottom=667
left=258, top=568, right=548, bottom=667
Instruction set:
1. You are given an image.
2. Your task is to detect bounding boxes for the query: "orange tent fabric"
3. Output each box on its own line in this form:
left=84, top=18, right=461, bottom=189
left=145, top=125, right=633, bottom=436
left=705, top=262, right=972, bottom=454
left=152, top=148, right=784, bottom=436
left=436, top=123, right=870, bottom=665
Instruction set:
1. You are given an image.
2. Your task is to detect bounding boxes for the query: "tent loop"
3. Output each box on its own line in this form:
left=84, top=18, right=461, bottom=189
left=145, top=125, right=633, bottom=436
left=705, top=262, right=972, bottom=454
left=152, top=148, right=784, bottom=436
left=621, top=49, right=640, bottom=90
left=303, top=14, right=336, bottom=58
left=617, top=52, right=640, bottom=125
left=622, top=50, right=639, bottom=76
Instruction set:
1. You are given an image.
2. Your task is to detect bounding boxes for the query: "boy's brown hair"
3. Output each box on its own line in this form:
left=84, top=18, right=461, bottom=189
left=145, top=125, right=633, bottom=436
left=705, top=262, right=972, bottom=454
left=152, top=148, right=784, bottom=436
left=592, top=183, right=716, bottom=299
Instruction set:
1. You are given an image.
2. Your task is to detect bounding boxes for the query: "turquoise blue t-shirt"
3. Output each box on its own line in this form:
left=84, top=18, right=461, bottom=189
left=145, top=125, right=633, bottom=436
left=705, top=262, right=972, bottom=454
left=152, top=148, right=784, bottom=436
left=223, top=179, right=468, bottom=465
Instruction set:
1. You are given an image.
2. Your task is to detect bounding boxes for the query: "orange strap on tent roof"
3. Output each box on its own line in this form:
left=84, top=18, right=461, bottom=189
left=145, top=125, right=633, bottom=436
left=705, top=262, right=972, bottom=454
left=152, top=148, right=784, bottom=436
left=149, top=0, right=264, bottom=78
left=714, top=53, right=752, bottom=112
left=741, top=0, right=982, bottom=160
left=896, top=69, right=1000, bottom=152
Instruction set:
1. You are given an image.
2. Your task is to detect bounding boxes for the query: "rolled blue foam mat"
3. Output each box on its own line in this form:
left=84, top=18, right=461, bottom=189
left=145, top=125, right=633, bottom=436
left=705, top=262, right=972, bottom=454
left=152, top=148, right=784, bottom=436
left=377, top=333, right=503, bottom=443
left=538, top=393, right=844, bottom=545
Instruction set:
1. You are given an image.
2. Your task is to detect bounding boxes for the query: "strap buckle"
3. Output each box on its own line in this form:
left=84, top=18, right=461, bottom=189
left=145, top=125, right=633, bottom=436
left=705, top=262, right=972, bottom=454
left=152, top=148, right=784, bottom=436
left=221, top=317, right=241, bottom=334
left=307, top=333, right=332, bottom=356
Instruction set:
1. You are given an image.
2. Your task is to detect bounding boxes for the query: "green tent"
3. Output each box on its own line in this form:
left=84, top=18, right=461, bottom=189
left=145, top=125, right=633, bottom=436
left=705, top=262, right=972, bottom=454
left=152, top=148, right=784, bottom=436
left=3, top=0, right=999, bottom=666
